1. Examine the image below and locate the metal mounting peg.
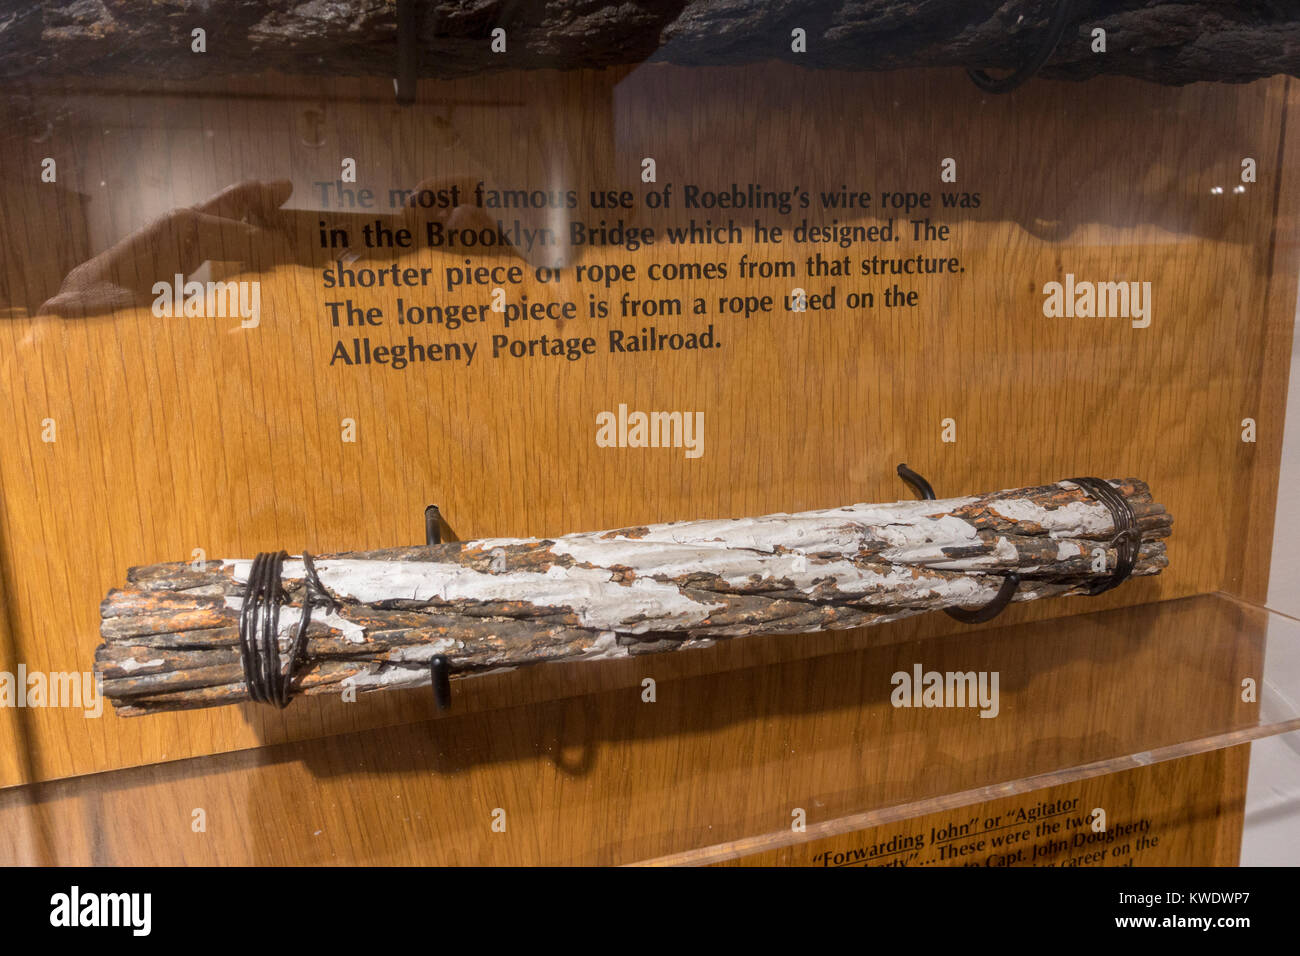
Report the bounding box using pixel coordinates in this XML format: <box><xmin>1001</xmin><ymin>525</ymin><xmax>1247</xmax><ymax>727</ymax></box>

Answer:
<box><xmin>896</xmin><ymin>463</ymin><xmax>1021</xmax><ymax>623</ymax></box>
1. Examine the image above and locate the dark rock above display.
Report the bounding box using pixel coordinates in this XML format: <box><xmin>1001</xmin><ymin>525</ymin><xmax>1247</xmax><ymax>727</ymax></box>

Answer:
<box><xmin>0</xmin><ymin>1</ymin><xmax>1296</xmax><ymax>86</ymax></box>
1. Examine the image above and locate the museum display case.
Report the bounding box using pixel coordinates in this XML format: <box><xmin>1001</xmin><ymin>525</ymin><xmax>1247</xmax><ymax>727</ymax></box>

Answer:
<box><xmin>0</xmin><ymin>1</ymin><xmax>1297</xmax><ymax>870</ymax></box>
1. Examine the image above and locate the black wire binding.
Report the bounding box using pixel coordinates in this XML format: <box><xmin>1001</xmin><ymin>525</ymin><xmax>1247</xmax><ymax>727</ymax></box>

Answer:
<box><xmin>238</xmin><ymin>551</ymin><xmax>335</xmax><ymax>708</ymax></box>
<box><xmin>897</xmin><ymin>463</ymin><xmax>1021</xmax><ymax>624</ymax></box>
<box><xmin>1066</xmin><ymin>476</ymin><xmax>1141</xmax><ymax>594</ymax></box>
<box><xmin>967</xmin><ymin>0</ymin><xmax>1074</xmax><ymax>94</ymax></box>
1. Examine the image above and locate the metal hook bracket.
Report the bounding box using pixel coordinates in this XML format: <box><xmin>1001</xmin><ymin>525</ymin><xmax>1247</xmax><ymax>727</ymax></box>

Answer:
<box><xmin>424</xmin><ymin>503</ymin><xmax>454</xmax><ymax>710</ymax></box>
<box><xmin>395</xmin><ymin>0</ymin><xmax>421</xmax><ymax>105</ymax></box>
<box><xmin>967</xmin><ymin>0</ymin><xmax>1075</xmax><ymax>94</ymax></box>
<box><xmin>430</xmin><ymin>654</ymin><xmax>452</xmax><ymax>711</ymax></box>
<box><xmin>896</xmin><ymin>463</ymin><xmax>1021</xmax><ymax>624</ymax></box>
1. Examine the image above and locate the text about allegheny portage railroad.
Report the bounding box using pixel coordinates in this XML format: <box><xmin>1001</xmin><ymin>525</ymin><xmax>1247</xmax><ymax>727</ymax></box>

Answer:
<box><xmin>314</xmin><ymin>180</ymin><xmax>980</xmax><ymax>371</ymax></box>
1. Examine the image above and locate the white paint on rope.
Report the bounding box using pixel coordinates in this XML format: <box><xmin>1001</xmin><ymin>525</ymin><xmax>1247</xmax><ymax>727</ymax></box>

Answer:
<box><xmin>221</xmin><ymin>595</ymin><xmax>369</xmax><ymax>645</ymax></box>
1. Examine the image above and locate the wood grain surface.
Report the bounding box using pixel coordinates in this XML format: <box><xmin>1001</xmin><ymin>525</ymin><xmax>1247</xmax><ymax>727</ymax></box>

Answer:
<box><xmin>0</xmin><ymin>65</ymin><xmax>1294</xmax><ymax>865</ymax></box>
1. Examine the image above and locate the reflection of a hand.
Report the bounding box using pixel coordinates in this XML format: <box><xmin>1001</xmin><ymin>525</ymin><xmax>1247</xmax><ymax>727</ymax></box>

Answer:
<box><xmin>41</xmin><ymin>179</ymin><xmax>293</xmax><ymax>316</ymax></box>
<box><xmin>396</xmin><ymin>175</ymin><xmax>504</xmax><ymax>247</ymax></box>
<box><xmin>42</xmin><ymin>174</ymin><xmax>527</xmax><ymax>318</ymax></box>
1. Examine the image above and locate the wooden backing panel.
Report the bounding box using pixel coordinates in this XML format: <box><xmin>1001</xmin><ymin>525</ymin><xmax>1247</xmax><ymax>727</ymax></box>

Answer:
<box><xmin>0</xmin><ymin>68</ymin><xmax>1291</xmax><ymax>787</ymax></box>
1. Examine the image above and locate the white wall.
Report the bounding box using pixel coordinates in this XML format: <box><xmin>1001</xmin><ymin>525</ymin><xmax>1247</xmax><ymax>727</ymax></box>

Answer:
<box><xmin>1241</xmin><ymin>273</ymin><xmax>1300</xmax><ymax>866</ymax></box>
